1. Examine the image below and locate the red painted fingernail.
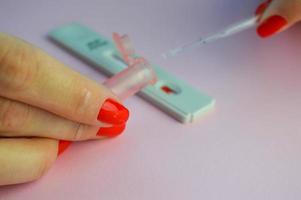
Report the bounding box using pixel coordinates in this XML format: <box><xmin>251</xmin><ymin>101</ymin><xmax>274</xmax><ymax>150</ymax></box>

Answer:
<box><xmin>57</xmin><ymin>140</ymin><xmax>72</xmax><ymax>156</ymax></box>
<box><xmin>257</xmin><ymin>15</ymin><xmax>287</xmax><ymax>38</ymax></box>
<box><xmin>98</xmin><ymin>99</ymin><xmax>129</xmax><ymax>125</ymax></box>
<box><xmin>255</xmin><ymin>0</ymin><xmax>273</xmax><ymax>16</ymax></box>
<box><xmin>255</xmin><ymin>2</ymin><xmax>269</xmax><ymax>15</ymax></box>
<box><xmin>97</xmin><ymin>124</ymin><xmax>126</xmax><ymax>137</ymax></box>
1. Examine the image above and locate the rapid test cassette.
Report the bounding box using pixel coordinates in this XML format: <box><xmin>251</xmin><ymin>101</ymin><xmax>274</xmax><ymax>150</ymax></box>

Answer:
<box><xmin>48</xmin><ymin>23</ymin><xmax>215</xmax><ymax>123</ymax></box>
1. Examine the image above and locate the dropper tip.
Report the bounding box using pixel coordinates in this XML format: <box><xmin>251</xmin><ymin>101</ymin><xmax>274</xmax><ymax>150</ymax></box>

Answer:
<box><xmin>161</xmin><ymin>48</ymin><xmax>182</xmax><ymax>59</ymax></box>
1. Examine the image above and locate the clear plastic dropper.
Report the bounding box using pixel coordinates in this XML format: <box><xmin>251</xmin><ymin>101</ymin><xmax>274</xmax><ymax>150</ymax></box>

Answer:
<box><xmin>57</xmin><ymin>33</ymin><xmax>156</xmax><ymax>154</ymax></box>
<box><xmin>104</xmin><ymin>33</ymin><xmax>157</xmax><ymax>100</ymax></box>
<box><xmin>162</xmin><ymin>15</ymin><xmax>259</xmax><ymax>58</ymax></box>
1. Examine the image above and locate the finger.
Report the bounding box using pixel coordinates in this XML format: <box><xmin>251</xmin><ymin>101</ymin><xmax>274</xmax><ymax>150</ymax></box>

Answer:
<box><xmin>0</xmin><ymin>96</ymin><xmax>126</xmax><ymax>140</ymax></box>
<box><xmin>0</xmin><ymin>33</ymin><xmax>129</xmax><ymax>126</ymax></box>
<box><xmin>256</xmin><ymin>0</ymin><xmax>301</xmax><ymax>38</ymax></box>
<box><xmin>0</xmin><ymin>138</ymin><xmax>58</xmax><ymax>186</ymax></box>
<box><xmin>255</xmin><ymin>0</ymin><xmax>272</xmax><ymax>16</ymax></box>
<box><xmin>56</xmin><ymin>122</ymin><xmax>126</xmax><ymax>154</ymax></box>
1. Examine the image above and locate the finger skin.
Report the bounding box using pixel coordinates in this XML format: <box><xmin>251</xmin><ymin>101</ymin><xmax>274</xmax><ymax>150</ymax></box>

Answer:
<box><xmin>0</xmin><ymin>138</ymin><xmax>58</xmax><ymax>186</ymax></box>
<box><xmin>0</xmin><ymin>96</ymin><xmax>126</xmax><ymax>140</ymax></box>
<box><xmin>0</xmin><ymin>96</ymin><xmax>101</xmax><ymax>140</ymax></box>
<box><xmin>257</xmin><ymin>0</ymin><xmax>301</xmax><ymax>37</ymax></box>
<box><xmin>0</xmin><ymin>33</ymin><xmax>129</xmax><ymax>126</ymax></box>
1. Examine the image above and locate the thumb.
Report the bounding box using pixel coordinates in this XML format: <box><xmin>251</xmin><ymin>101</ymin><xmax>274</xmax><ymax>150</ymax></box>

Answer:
<box><xmin>256</xmin><ymin>0</ymin><xmax>301</xmax><ymax>38</ymax></box>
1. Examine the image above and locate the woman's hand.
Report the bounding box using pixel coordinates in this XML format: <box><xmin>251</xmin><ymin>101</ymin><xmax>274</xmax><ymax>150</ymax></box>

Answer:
<box><xmin>0</xmin><ymin>33</ymin><xmax>129</xmax><ymax>186</ymax></box>
<box><xmin>256</xmin><ymin>0</ymin><xmax>301</xmax><ymax>38</ymax></box>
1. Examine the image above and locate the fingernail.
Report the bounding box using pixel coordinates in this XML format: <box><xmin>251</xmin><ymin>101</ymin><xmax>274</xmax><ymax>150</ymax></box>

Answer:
<box><xmin>257</xmin><ymin>15</ymin><xmax>287</xmax><ymax>38</ymax></box>
<box><xmin>98</xmin><ymin>99</ymin><xmax>129</xmax><ymax>125</ymax></box>
<box><xmin>97</xmin><ymin>124</ymin><xmax>126</xmax><ymax>137</ymax></box>
<box><xmin>255</xmin><ymin>0</ymin><xmax>273</xmax><ymax>16</ymax></box>
<box><xmin>255</xmin><ymin>2</ymin><xmax>269</xmax><ymax>15</ymax></box>
<box><xmin>57</xmin><ymin>140</ymin><xmax>72</xmax><ymax>156</ymax></box>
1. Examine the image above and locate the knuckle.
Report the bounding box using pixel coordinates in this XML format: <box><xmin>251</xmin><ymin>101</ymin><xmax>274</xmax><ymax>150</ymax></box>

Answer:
<box><xmin>0</xmin><ymin>40</ymin><xmax>38</xmax><ymax>92</ymax></box>
<box><xmin>71</xmin><ymin>87</ymin><xmax>92</xmax><ymax>117</ymax></box>
<box><xmin>0</xmin><ymin>98</ymin><xmax>30</xmax><ymax>130</ymax></box>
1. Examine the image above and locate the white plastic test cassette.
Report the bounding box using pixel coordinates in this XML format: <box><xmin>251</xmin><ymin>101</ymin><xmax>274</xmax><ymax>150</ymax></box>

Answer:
<box><xmin>49</xmin><ymin>23</ymin><xmax>215</xmax><ymax>123</ymax></box>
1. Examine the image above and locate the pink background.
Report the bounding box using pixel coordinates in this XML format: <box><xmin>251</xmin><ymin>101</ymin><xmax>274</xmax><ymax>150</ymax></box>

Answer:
<box><xmin>1</xmin><ymin>0</ymin><xmax>301</xmax><ymax>199</ymax></box>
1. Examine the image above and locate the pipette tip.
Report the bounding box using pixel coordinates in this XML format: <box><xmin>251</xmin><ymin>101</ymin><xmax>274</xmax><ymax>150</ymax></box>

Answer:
<box><xmin>161</xmin><ymin>15</ymin><xmax>259</xmax><ymax>59</ymax></box>
<box><xmin>161</xmin><ymin>47</ymin><xmax>182</xmax><ymax>59</ymax></box>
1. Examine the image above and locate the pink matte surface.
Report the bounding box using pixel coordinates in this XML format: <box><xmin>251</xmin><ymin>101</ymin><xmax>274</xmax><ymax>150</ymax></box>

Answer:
<box><xmin>1</xmin><ymin>0</ymin><xmax>301</xmax><ymax>199</ymax></box>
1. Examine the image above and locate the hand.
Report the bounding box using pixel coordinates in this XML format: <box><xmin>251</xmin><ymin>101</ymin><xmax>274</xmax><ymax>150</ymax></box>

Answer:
<box><xmin>256</xmin><ymin>0</ymin><xmax>301</xmax><ymax>38</ymax></box>
<box><xmin>0</xmin><ymin>33</ymin><xmax>129</xmax><ymax>186</ymax></box>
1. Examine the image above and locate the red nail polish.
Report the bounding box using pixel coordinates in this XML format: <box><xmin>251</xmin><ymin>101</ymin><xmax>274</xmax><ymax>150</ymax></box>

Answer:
<box><xmin>257</xmin><ymin>15</ymin><xmax>287</xmax><ymax>38</ymax></box>
<box><xmin>57</xmin><ymin>140</ymin><xmax>72</xmax><ymax>156</ymax></box>
<box><xmin>255</xmin><ymin>2</ymin><xmax>269</xmax><ymax>15</ymax></box>
<box><xmin>97</xmin><ymin>124</ymin><xmax>126</xmax><ymax>137</ymax></box>
<box><xmin>98</xmin><ymin>99</ymin><xmax>129</xmax><ymax>125</ymax></box>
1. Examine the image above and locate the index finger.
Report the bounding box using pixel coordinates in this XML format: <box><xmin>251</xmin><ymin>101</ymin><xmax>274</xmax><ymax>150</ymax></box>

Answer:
<box><xmin>0</xmin><ymin>33</ymin><xmax>129</xmax><ymax>125</ymax></box>
<box><xmin>256</xmin><ymin>0</ymin><xmax>301</xmax><ymax>38</ymax></box>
